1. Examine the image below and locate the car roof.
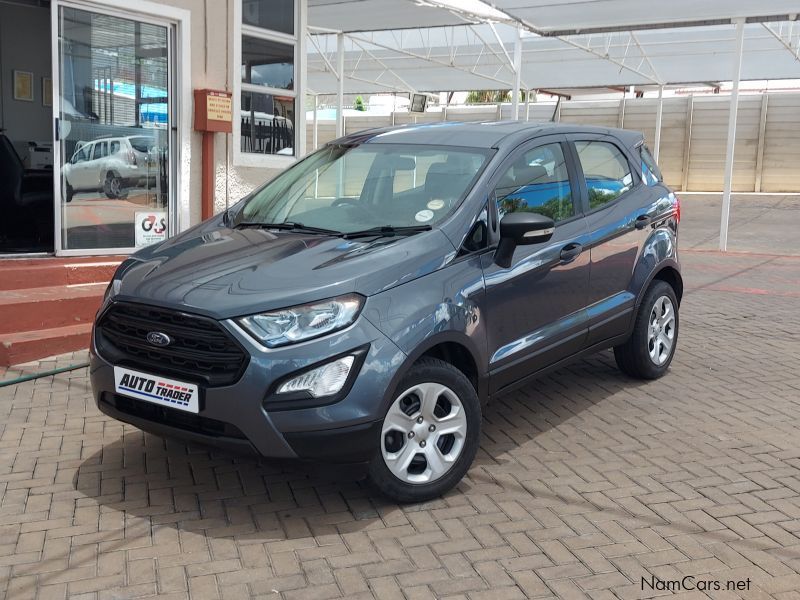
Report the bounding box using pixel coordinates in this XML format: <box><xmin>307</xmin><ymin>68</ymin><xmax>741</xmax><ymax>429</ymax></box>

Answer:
<box><xmin>332</xmin><ymin>120</ymin><xmax>643</xmax><ymax>150</ymax></box>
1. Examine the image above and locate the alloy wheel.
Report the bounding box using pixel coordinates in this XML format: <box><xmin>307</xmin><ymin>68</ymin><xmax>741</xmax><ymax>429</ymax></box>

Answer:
<box><xmin>648</xmin><ymin>295</ymin><xmax>676</xmax><ymax>365</ymax></box>
<box><xmin>381</xmin><ymin>382</ymin><xmax>467</xmax><ymax>484</ymax></box>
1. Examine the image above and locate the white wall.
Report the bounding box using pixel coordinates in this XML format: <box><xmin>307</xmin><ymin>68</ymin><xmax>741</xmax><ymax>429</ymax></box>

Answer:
<box><xmin>309</xmin><ymin>94</ymin><xmax>800</xmax><ymax>193</ymax></box>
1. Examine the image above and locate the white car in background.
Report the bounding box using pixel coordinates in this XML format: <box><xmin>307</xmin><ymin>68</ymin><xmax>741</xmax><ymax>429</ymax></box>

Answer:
<box><xmin>63</xmin><ymin>135</ymin><xmax>157</xmax><ymax>201</ymax></box>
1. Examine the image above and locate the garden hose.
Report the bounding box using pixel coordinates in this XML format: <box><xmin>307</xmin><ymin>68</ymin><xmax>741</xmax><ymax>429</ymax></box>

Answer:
<box><xmin>0</xmin><ymin>362</ymin><xmax>90</xmax><ymax>388</ymax></box>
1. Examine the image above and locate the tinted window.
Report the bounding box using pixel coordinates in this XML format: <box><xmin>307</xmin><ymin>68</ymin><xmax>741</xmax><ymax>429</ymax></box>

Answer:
<box><xmin>241</xmin><ymin>36</ymin><xmax>294</xmax><ymax>90</ymax></box>
<box><xmin>641</xmin><ymin>145</ymin><xmax>663</xmax><ymax>186</ymax></box>
<box><xmin>72</xmin><ymin>145</ymin><xmax>89</xmax><ymax>163</ymax></box>
<box><xmin>129</xmin><ymin>137</ymin><xmax>155</xmax><ymax>153</ymax></box>
<box><xmin>242</xmin><ymin>0</ymin><xmax>293</xmax><ymax>35</ymax></box>
<box><xmin>92</xmin><ymin>142</ymin><xmax>107</xmax><ymax>160</ymax></box>
<box><xmin>575</xmin><ymin>141</ymin><xmax>633</xmax><ymax>209</ymax></box>
<box><xmin>495</xmin><ymin>143</ymin><xmax>574</xmax><ymax>222</ymax></box>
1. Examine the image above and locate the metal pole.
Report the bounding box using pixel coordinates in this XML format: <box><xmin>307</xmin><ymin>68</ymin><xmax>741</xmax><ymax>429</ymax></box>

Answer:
<box><xmin>720</xmin><ymin>19</ymin><xmax>745</xmax><ymax>252</ymax></box>
<box><xmin>312</xmin><ymin>95</ymin><xmax>318</xmax><ymax>150</ymax></box>
<box><xmin>336</xmin><ymin>32</ymin><xmax>344</xmax><ymax>138</ymax></box>
<box><xmin>512</xmin><ymin>26</ymin><xmax>522</xmax><ymax>119</ymax></box>
<box><xmin>654</xmin><ymin>85</ymin><xmax>664</xmax><ymax>162</ymax></box>
<box><xmin>525</xmin><ymin>89</ymin><xmax>531</xmax><ymax>121</ymax></box>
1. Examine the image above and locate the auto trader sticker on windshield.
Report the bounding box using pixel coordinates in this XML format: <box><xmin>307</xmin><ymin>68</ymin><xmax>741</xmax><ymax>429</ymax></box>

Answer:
<box><xmin>427</xmin><ymin>199</ymin><xmax>445</xmax><ymax>210</ymax></box>
<box><xmin>415</xmin><ymin>209</ymin><xmax>434</xmax><ymax>222</ymax></box>
<box><xmin>114</xmin><ymin>366</ymin><xmax>199</xmax><ymax>413</ymax></box>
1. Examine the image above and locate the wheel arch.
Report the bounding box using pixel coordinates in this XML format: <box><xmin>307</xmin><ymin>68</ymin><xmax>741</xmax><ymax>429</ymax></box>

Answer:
<box><xmin>379</xmin><ymin>332</ymin><xmax>488</xmax><ymax>415</ymax></box>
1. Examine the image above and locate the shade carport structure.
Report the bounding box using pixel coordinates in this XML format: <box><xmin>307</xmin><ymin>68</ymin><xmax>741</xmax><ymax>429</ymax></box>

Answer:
<box><xmin>305</xmin><ymin>0</ymin><xmax>800</xmax><ymax>250</ymax></box>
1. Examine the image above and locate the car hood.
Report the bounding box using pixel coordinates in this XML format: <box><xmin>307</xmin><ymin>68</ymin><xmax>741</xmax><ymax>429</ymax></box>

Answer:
<box><xmin>113</xmin><ymin>220</ymin><xmax>456</xmax><ymax>319</ymax></box>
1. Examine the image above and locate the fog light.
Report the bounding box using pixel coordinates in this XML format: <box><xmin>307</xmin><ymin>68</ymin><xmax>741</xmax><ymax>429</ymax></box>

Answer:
<box><xmin>277</xmin><ymin>356</ymin><xmax>355</xmax><ymax>398</ymax></box>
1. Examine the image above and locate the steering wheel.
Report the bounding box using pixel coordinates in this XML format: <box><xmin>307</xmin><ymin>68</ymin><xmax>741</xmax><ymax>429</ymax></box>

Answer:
<box><xmin>331</xmin><ymin>197</ymin><xmax>382</xmax><ymax>222</ymax></box>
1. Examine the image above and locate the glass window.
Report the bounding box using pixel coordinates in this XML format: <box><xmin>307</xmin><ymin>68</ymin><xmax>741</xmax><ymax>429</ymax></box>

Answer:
<box><xmin>575</xmin><ymin>141</ymin><xmax>633</xmax><ymax>209</ymax></box>
<box><xmin>128</xmin><ymin>136</ymin><xmax>156</xmax><ymax>153</ymax></box>
<box><xmin>237</xmin><ymin>144</ymin><xmax>489</xmax><ymax>234</ymax></box>
<box><xmin>241</xmin><ymin>36</ymin><xmax>294</xmax><ymax>90</ymax></box>
<box><xmin>240</xmin><ymin>91</ymin><xmax>295</xmax><ymax>155</ymax></box>
<box><xmin>58</xmin><ymin>6</ymin><xmax>170</xmax><ymax>251</ymax></box>
<box><xmin>641</xmin><ymin>145</ymin><xmax>662</xmax><ymax>186</ymax></box>
<box><xmin>71</xmin><ymin>145</ymin><xmax>89</xmax><ymax>163</ymax></box>
<box><xmin>92</xmin><ymin>142</ymin><xmax>107</xmax><ymax>160</ymax></box>
<box><xmin>239</xmin><ymin>1</ymin><xmax>296</xmax><ymax>157</ymax></box>
<box><xmin>495</xmin><ymin>143</ymin><xmax>574</xmax><ymax>223</ymax></box>
<box><xmin>242</xmin><ymin>0</ymin><xmax>293</xmax><ymax>35</ymax></box>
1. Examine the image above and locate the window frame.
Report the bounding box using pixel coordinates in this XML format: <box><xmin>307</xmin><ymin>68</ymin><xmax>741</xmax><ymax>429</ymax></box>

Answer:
<box><xmin>566</xmin><ymin>134</ymin><xmax>641</xmax><ymax>216</ymax></box>
<box><xmin>487</xmin><ymin>135</ymin><xmax>583</xmax><ymax>245</ymax></box>
<box><xmin>232</xmin><ymin>0</ymin><xmax>306</xmax><ymax>168</ymax></box>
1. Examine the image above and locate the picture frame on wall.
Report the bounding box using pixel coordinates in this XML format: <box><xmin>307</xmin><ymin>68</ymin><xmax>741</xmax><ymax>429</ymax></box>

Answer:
<box><xmin>42</xmin><ymin>77</ymin><xmax>52</xmax><ymax>107</ymax></box>
<box><xmin>13</xmin><ymin>70</ymin><xmax>34</xmax><ymax>102</ymax></box>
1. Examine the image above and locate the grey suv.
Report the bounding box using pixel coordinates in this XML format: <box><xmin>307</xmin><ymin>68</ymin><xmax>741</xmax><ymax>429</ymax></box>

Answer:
<box><xmin>90</xmin><ymin>122</ymin><xmax>681</xmax><ymax>503</ymax></box>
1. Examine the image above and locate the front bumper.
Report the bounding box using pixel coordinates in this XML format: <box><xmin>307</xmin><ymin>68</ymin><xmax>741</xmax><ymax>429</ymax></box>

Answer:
<box><xmin>90</xmin><ymin>307</ymin><xmax>406</xmax><ymax>463</ymax></box>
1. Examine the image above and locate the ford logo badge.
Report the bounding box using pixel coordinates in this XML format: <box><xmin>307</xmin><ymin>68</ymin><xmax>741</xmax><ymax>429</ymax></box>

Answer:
<box><xmin>146</xmin><ymin>331</ymin><xmax>172</xmax><ymax>347</ymax></box>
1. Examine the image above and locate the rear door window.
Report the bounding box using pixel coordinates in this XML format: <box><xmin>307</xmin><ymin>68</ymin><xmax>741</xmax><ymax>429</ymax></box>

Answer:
<box><xmin>574</xmin><ymin>140</ymin><xmax>633</xmax><ymax>210</ymax></box>
<box><xmin>92</xmin><ymin>142</ymin><xmax>107</xmax><ymax>160</ymax></box>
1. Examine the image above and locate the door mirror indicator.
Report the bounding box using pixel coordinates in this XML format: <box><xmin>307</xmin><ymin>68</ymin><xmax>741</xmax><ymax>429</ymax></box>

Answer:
<box><xmin>494</xmin><ymin>212</ymin><xmax>555</xmax><ymax>268</ymax></box>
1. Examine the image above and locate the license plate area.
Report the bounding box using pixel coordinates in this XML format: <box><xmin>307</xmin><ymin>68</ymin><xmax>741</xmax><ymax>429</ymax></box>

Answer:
<box><xmin>113</xmin><ymin>366</ymin><xmax>200</xmax><ymax>414</ymax></box>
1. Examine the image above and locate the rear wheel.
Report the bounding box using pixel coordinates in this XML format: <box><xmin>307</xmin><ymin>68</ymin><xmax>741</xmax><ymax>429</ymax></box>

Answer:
<box><xmin>369</xmin><ymin>358</ymin><xmax>480</xmax><ymax>503</ymax></box>
<box><xmin>104</xmin><ymin>172</ymin><xmax>127</xmax><ymax>199</ymax></box>
<box><xmin>614</xmin><ymin>280</ymin><xmax>679</xmax><ymax>379</ymax></box>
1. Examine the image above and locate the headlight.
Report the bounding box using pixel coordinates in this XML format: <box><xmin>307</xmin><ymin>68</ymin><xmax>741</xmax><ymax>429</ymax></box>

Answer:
<box><xmin>277</xmin><ymin>355</ymin><xmax>355</xmax><ymax>397</ymax></box>
<box><xmin>104</xmin><ymin>258</ymin><xmax>138</xmax><ymax>302</ymax></box>
<box><xmin>237</xmin><ymin>294</ymin><xmax>364</xmax><ymax>348</ymax></box>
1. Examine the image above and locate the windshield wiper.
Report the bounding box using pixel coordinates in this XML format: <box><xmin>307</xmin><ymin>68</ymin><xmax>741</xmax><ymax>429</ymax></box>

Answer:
<box><xmin>234</xmin><ymin>221</ymin><xmax>342</xmax><ymax>236</ymax></box>
<box><xmin>343</xmin><ymin>225</ymin><xmax>432</xmax><ymax>240</ymax></box>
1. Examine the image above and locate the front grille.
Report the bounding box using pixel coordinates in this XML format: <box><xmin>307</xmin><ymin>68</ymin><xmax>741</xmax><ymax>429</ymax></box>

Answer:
<box><xmin>101</xmin><ymin>393</ymin><xmax>247</xmax><ymax>439</ymax></box>
<box><xmin>96</xmin><ymin>302</ymin><xmax>249</xmax><ymax>386</ymax></box>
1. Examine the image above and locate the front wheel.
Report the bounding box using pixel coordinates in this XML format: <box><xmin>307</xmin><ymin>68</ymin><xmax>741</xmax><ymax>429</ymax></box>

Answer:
<box><xmin>369</xmin><ymin>358</ymin><xmax>481</xmax><ymax>503</ymax></box>
<box><xmin>614</xmin><ymin>280</ymin><xmax>679</xmax><ymax>379</ymax></box>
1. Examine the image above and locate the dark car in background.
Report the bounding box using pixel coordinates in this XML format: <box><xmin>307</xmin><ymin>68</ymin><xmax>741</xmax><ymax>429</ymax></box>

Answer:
<box><xmin>90</xmin><ymin>121</ymin><xmax>682</xmax><ymax>502</ymax></box>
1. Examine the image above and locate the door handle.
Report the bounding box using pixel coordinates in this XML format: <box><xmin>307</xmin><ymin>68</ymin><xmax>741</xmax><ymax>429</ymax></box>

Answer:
<box><xmin>635</xmin><ymin>214</ymin><xmax>652</xmax><ymax>230</ymax></box>
<box><xmin>559</xmin><ymin>243</ymin><xmax>583</xmax><ymax>264</ymax></box>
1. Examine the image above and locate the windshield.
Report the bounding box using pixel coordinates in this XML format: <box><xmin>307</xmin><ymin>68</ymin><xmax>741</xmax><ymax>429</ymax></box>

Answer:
<box><xmin>236</xmin><ymin>143</ymin><xmax>491</xmax><ymax>234</ymax></box>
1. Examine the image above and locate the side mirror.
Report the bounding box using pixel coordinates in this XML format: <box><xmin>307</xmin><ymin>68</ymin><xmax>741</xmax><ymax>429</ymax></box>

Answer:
<box><xmin>494</xmin><ymin>212</ymin><xmax>555</xmax><ymax>268</ymax></box>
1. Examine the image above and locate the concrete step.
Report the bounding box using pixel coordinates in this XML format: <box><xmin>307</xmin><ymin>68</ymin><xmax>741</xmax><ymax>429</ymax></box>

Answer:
<box><xmin>0</xmin><ymin>283</ymin><xmax>106</xmax><ymax>335</ymax></box>
<box><xmin>0</xmin><ymin>323</ymin><xmax>92</xmax><ymax>367</ymax></box>
<box><xmin>0</xmin><ymin>256</ymin><xmax>122</xmax><ymax>291</ymax></box>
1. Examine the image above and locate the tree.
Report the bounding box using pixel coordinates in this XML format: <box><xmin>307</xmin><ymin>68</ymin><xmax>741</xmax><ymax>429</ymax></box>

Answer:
<box><xmin>353</xmin><ymin>96</ymin><xmax>366</xmax><ymax>111</ymax></box>
<box><xmin>465</xmin><ymin>90</ymin><xmax>530</xmax><ymax>104</ymax></box>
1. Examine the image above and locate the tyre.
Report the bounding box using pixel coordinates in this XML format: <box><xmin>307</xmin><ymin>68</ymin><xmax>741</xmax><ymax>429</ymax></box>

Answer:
<box><xmin>104</xmin><ymin>172</ymin><xmax>127</xmax><ymax>199</ymax></box>
<box><xmin>614</xmin><ymin>280</ymin><xmax>679</xmax><ymax>379</ymax></box>
<box><xmin>369</xmin><ymin>357</ymin><xmax>481</xmax><ymax>503</ymax></box>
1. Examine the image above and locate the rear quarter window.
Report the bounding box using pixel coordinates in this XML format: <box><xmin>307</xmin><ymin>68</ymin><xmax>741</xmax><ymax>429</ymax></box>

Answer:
<box><xmin>641</xmin><ymin>145</ymin><xmax>663</xmax><ymax>186</ymax></box>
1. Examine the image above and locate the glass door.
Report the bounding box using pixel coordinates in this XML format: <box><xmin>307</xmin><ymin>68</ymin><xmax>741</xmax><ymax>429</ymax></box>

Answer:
<box><xmin>54</xmin><ymin>4</ymin><xmax>173</xmax><ymax>254</ymax></box>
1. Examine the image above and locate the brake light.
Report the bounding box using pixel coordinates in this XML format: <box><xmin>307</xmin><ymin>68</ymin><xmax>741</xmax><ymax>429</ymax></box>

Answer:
<box><xmin>127</xmin><ymin>149</ymin><xmax>136</xmax><ymax>165</ymax></box>
<box><xmin>672</xmin><ymin>194</ymin><xmax>681</xmax><ymax>224</ymax></box>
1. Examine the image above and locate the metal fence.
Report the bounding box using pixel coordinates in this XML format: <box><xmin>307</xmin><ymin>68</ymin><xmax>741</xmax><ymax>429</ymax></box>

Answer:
<box><xmin>307</xmin><ymin>93</ymin><xmax>800</xmax><ymax>193</ymax></box>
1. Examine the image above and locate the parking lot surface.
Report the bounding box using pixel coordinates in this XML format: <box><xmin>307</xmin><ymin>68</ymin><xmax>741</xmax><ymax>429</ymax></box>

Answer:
<box><xmin>1</xmin><ymin>197</ymin><xmax>800</xmax><ymax>599</ymax></box>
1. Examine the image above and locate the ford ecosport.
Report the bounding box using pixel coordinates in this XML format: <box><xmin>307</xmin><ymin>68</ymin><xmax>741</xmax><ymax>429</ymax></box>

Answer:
<box><xmin>90</xmin><ymin>122</ymin><xmax>682</xmax><ymax>502</ymax></box>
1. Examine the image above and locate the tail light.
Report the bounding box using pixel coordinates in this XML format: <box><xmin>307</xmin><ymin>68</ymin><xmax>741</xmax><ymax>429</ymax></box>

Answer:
<box><xmin>127</xmin><ymin>149</ymin><xmax>136</xmax><ymax>165</ymax></box>
<box><xmin>673</xmin><ymin>194</ymin><xmax>681</xmax><ymax>224</ymax></box>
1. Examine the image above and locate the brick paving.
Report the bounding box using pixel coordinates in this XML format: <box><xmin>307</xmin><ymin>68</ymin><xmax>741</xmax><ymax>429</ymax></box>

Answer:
<box><xmin>2</xmin><ymin>213</ymin><xmax>800</xmax><ymax>598</ymax></box>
